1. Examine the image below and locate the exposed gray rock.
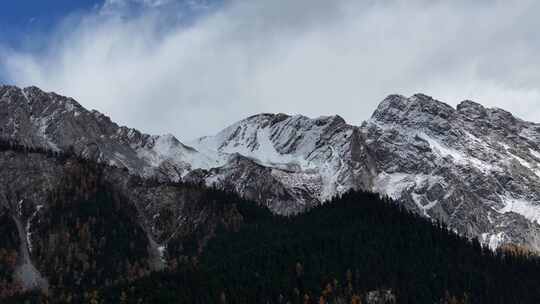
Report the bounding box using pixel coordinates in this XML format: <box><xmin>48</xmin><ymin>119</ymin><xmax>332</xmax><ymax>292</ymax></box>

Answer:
<box><xmin>0</xmin><ymin>85</ymin><xmax>218</xmax><ymax>182</ymax></box>
<box><xmin>188</xmin><ymin>113</ymin><xmax>376</xmax><ymax>214</ymax></box>
<box><xmin>366</xmin><ymin>93</ymin><xmax>540</xmax><ymax>251</ymax></box>
<box><xmin>0</xmin><ymin>151</ymin><xmax>244</xmax><ymax>293</ymax></box>
<box><xmin>1</xmin><ymin>85</ymin><xmax>540</xmax><ymax>252</ymax></box>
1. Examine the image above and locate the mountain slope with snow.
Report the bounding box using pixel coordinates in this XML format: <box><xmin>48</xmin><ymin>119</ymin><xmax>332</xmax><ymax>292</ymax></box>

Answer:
<box><xmin>2</xmin><ymin>85</ymin><xmax>540</xmax><ymax>250</ymax></box>
<box><xmin>188</xmin><ymin>113</ymin><xmax>375</xmax><ymax>214</ymax></box>
<box><xmin>366</xmin><ymin>94</ymin><xmax>540</xmax><ymax>250</ymax></box>
<box><xmin>0</xmin><ymin>85</ymin><xmax>218</xmax><ymax>181</ymax></box>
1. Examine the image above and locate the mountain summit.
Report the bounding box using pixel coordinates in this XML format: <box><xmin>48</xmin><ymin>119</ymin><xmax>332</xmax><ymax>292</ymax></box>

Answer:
<box><xmin>366</xmin><ymin>93</ymin><xmax>540</xmax><ymax>250</ymax></box>
<box><xmin>0</xmin><ymin>85</ymin><xmax>218</xmax><ymax>181</ymax></box>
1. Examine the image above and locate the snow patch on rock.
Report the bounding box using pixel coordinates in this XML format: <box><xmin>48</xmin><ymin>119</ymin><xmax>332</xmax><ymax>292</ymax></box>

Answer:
<box><xmin>373</xmin><ymin>172</ymin><xmax>442</xmax><ymax>201</ymax></box>
<box><xmin>418</xmin><ymin>132</ymin><xmax>494</xmax><ymax>173</ymax></box>
<box><xmin>12</xmin><ymin>214</ymin><xmax>48</xmax><ymax>292</ymax></box>
<box><xmin>498</xmin><ymin>195</ymin><xmax>540</xmax><ymax>224</ymax></box>
<box><xmin>32</xmin><ymin>116</ymin><xmax>60</xmax><ymax>151</ymax></box>
<box><xmin>481</xmin><ymin>232</ymin><xmax>505</xmax><ymax>250</ymax></box>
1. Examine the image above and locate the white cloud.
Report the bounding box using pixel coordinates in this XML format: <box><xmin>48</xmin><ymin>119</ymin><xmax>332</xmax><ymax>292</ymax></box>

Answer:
<box><xmin>1</xmin><ymin>0</ymin><xmax>539</xmax><ymax>141</ymax></box>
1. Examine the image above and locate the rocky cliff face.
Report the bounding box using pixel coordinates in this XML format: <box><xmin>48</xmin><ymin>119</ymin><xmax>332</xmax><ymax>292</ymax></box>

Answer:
<box><xmin>0</xmin><ymin>85</ymin><xmax>218</xmax><ymax>182</ymax></box>
<box><xmin>189</xmin><ymin>96</ymin><xmax>540</xmax><ymax>253</ymax></box>
<box><xmin>0</xmin><ymin>149</ymin><xmax>245</xmax><ymax>295</ymax></box>
<box><xmin>366</xmin><ymin>94</ymin><xmax>540</xmax><ymax>250</ymax></box>
<box><xmin>1</xmin><ymin>85</ymin><xmax>540</xmax><ymax>252</ymax></box>
<box><xmin>188</xmin><ymin>113</ymin><xmax>376</xmax><ymax>214</ymax></box>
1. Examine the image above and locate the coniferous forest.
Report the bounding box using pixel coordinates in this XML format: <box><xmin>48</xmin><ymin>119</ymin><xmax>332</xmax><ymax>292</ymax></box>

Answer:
<box><xmin>93</xmin><ymin>192</ymin><xmax>540</xmax><ymax>304</ymax></box>
<box><xmin>9</xmin><ymin>190</ymin><xmax>540</xmax><ymax>303</ymax></box>
<box><xmin>2</xmin><ymin>140</ymin><xmax>540</xmax><ymax>303</ymax></box>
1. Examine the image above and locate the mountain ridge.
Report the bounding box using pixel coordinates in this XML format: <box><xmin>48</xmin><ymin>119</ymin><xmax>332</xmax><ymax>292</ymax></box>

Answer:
<box><xmin>1</xmin><ymin>85</ymin><xmax>540</xmax><ymax>251</ymax></box>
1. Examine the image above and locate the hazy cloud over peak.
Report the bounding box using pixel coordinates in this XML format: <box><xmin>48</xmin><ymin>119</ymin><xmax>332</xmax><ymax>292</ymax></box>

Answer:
<box><xmin>1</xmin><ymin>0</ymin><xmax>539</xmax><ymax>140</ymax></box>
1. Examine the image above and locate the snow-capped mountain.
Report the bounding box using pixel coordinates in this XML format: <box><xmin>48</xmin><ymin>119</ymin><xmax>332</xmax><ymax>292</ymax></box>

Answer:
<box><xmin>2</xmin><ymin>85</ymin><xmax>540</xmax><ymax>251</ymax></box>
<box><xmin>0</xmin><ymin>85</ymin><xmax>218</xmax><ymax>181</ymax></box>
<box><xmin>184</xmin><ymin>95</ymin><xmax>540</xmax><ymax>251</ymax></box>
<box><xmin>366</xmin><ymin>94</ymin><xmax>540</xmax><ymax>250</ymax></box>
<box><xmin>186</xmin><ymin>113</ymin><xmax>375</xmax><ymax>214</ymax></box>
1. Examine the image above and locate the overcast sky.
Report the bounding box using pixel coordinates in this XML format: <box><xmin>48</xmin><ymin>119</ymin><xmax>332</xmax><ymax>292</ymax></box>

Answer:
<box><xmin>1</xmin><ymin>0</ymin><xmax>539</xmax><ymax>141</ymax></box>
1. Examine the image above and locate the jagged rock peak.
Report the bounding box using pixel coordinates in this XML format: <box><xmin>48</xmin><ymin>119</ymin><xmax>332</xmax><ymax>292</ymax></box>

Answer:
<box><xmin>316</xmin><ymin>114</ymin><xmax>347</xmax><ymax>125</ymax></box>
<box><xmin>0</xmin><ymin>85</ymin><xmax>29</xmax><ymax>104</ymax></box>
<box><xmin>371</xmin><ymin>94</ymin><xmax>408</xmax><ymax>117</ymax></box>
<box><xmin>0</xmin><ymin>84</ymin><xmax>24</xmax><ymax>93</ymax></box>
<box><xmin>457</xmin><ymin>100</ymin><xmax>486</xmax><ymax>114</ymax></box>
<box><xmin>458</xmin><ymin>99</ymin><xmax>521</xmax><ymax>123</ymax></box>
<box><xmin>201</xmin><ymin>112</ymin><xmax>352</xmax><ymax>149</ymax></box>
<box><xmin>0</xmin><ymin>85</ymin><xmax>218</xmax><ymax>181</ymax></box>
<box><xmin>196</xmin><ymin>112</ymin><xmax>352</xmax><ymax>155</ymax></box>
<box><xmin>239</xmin><ymin>112</ymin><xmax>347</xmax><ymax>128</ymax></box>
<box><xmin>0</xmin><ymin>85</ymin><xmax>85</xmax><ymax>114</ymax></box>
<box><xmin>371</xmin><ymin>93</ymin><xmax>456</xmax><ymax>127</ymax></box>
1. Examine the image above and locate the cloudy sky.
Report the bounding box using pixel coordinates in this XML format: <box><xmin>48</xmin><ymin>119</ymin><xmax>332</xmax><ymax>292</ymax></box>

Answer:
<box><xmin>1</xmin><ymin>0</ymin><xmax>539</xmax><ymax>140</ymax></box>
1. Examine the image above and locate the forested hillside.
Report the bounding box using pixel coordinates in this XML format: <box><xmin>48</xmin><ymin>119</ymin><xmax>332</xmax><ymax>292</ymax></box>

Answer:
<box><xmin>0</xmin><ymin>140</ymin><xmax>248</xmax><ymax>302</ymax></box>
<box><xmin>86</xmin><ymin>191</ymin><xmax>540</xmax><ymax>304</ymax></box>
<box><xmin>13</xmin><ymin>194</ymin><xmax>540</xmax><ymax>303</ymax></box>
<box><xmin>3</xmin><ymin>140</ymin><xmax>540</xmax><ymax>303</ymax></box>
